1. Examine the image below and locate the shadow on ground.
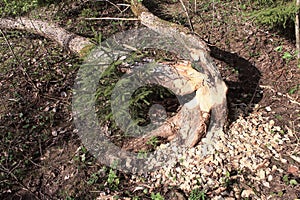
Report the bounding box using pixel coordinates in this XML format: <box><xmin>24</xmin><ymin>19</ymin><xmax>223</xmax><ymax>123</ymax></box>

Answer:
<box><xmin>209</xmin><ymin>46</ymin><xmax>262</xmax><ymax>125</ymax></box>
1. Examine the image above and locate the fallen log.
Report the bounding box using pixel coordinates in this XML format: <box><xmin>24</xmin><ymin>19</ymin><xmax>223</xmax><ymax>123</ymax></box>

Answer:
<box><xmin>0</xmin><ymin>1</ymin><xmax>228</xmax><ymax>172</ymax></box>
<box><xmin>0</xmin><ymin>17</ymin><xmax>94</xmax><ymax>57</ymax></box>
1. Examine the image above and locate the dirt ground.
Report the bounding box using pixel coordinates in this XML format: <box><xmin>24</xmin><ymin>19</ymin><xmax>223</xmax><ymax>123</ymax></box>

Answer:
<box><xmin>0</xmin><ymin>0</ymin><xmax>299</xmax><ymax>199</ymax></box>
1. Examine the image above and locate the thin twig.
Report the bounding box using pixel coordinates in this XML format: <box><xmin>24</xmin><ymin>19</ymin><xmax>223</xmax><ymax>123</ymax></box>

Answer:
<box><xmin>179</xmin><ymin>0</ymin><xmax>194</xmax><ymax>32</ymax></box>
<box><xmin>245</xmin><ymin>80</ymin><xmax>260</xmax><ymax>114</ymax></box>
<box><xmin>117</xmin><ymin>3</ymin><xmax>131</xmax><ymax>13</ymax></box>
<box><xmin>85</xmin><ymin>17</ymin><xmax>139</xmax><ymax>21</ymax></box>
<box><xmin>97</xmin><ymin>0</ymin><xmax>122</xmax><ymax>13</ymax></box>
<box><xmin>0</xmin><ymin>29</ymin><xmax>18</xmax><ymax>60</ymax></box>
<box><xmin>117</xmin><ymin>3</ymin><xmax>130</xmax><ymax>7</ymax></box>
<box><xmin>0</xmin><ymin>164</ymin><xmax>40</xmax><ymax>200</ymax></box>
<box><xmin>0</xmin><ymin>28</ymin><xmax>38</xmax><ymax>90</ymax></box>
<box><xmin>260</xmin><ymin>85</ymin><xmax>300</xmax><ymax>106</ymax></box>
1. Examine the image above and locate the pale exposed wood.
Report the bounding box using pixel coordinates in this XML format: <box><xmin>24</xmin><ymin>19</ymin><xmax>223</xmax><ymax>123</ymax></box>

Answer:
<box><xmin>123</xmin><ymin>105</ymin><xmax>210</xmax><ymax>152</ymax></box>
<box><xmin>0</xmin><ymin>1</ymin><xmax>227</xmax><ymax>154</ymax></box>
<box><xmin>125</xmin><ymin>0</ymin><xmax>228</xmax><ymax>152</ymax></box>
<box><xmin>120</xmin><ymin>60</ymin><xmax>213</xmax><ymax>151</ymax></box>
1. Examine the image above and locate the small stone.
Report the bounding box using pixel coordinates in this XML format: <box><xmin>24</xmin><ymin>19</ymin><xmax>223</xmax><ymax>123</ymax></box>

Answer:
<box><xmin>265</xmin><ymin>168</ymin><xmax>271</xmax><ymax>175</ymax></box>
<box><xmin>61</xmin><ymin>91</ymin><xmax>67</xmax><ymax>97</ymax></box>
<box><xmin>159</xmin><ymin>144</ymin><xmax>167</xmax><ymax>149</ymax></box>
<box><xmin>175</xmin><ymin>167</ymin><xmax>181</xmax><ymax>173</ymax></box>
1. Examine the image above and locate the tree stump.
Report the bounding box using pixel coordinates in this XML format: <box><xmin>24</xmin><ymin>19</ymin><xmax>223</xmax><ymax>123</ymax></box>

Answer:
<box><xmin>0</xmin><ymin>0</ymin><xmax>227</xmax><ymax>162</ymax></box>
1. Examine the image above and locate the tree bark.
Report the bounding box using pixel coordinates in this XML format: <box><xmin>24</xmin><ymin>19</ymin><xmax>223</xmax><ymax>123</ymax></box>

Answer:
<box><xmin>0</xmin><ymin>17</ymin><xmax>94</xmax><ymax>57</ymax></box>
<box><xmin>0</xmin><ymin>1</ymin><xmax>227</xmax><ymax>153</ymax></box>
<box><xmin>126</xmin><ymin>0</ymin><xmax>227</xmax><ymax>151</ymax></box>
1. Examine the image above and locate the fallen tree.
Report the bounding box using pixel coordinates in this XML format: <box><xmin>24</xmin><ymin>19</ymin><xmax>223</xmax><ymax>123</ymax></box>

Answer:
<box><xmin>0</xmin><ymin>0</ymin><xmax>227</xmax><ymax>155</ymax></box>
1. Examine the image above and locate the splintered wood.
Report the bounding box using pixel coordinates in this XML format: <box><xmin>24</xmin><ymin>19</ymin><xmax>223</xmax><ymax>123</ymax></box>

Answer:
<box><xmin>121</xmin><ymin>0</ymin><xmax>228</xmax><ymax>153</ymax></box>
<box><xmin>122</xmin><ymin>61</ymin><xmax>212</xmax><ymax>152</ymax></box>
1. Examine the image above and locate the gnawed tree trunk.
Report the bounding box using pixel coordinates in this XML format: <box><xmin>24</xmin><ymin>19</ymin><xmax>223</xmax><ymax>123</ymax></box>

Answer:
<box><xmin>124</xmin><ymin>0</ymin><xmax>227</xmax><ymax>151</ymax></box>
<box><xmin>121</xmin><ymin>61</ymin><xmax>212</xmax><ymax>152</ymax></box>
<box><xmin>0</xmin><ymin>0</ymin><xmax>227</xmax><ymax>157</ymax></box>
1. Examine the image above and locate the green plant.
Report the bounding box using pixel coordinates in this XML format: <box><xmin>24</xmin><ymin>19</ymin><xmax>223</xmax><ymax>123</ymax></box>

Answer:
<box><xmin>146</xmin><ymin>136</ymin><xmax>159</xmax><ymax>148</ymax></box>
<box><xmin>282</xmin><ymin>174</ymin><xmax>298</xmax><ymax>185</ymax></box>
<box><xmin>189</xmin><ymin>188</ymin><xmax>206</xmax><ymax>200</ymax></box>
<box><xmin>151</xmin><ymin>192</ymin><xmax>164</xmax><ymax>200</ymax></box>
<box><xmin>91</xmin><ymin>26</ymin><xmax>102</xmax><ymax>45</ymax></box>
<box><xmin>0</xmin><ymin>0</ymin><xmax>38</xmax><ymax>16</ymax></box>
<box><xmin>274</xmin><ymin>46</ymin><xmax>296</xmax><ymax>62</ymax></box>
<box><xmin>274</xmin><ymin>45</ymin><xmax>283</xmax><ymax>52</ymax></box>
<box><xmin>282</xmin><ymin>51</ymin><xmax>293</xmax><ymax>61</ymax></box>
<box><xmin>277</xmin><ymin>190</ymin><xmax>284</xmax><ymax>197</ymax></box>
<box><xmin>65</xmin><ymin>196</ymin><xmax>75</xmax><ymax>200</ymax></box>
<box><xmin>288</xmin><ymin>84</ymin><xmax>299</xmax><ymax>94</ymax></box>
<box><xmin>107</xmin><ymin>169</ymin><xmax>120</xmax><ymax>189</ymax></box>
<box><xmin>80</xmin><ymin>8</ymin><xmax>98</xmax><ymax>18</ymax></box>
<box><xmin>223</xmin><ymin>171</ymin><xmax>231</xmax><ymax>186</ymax></box>
<box><xmin>87</xmin><ymin>172</ymin><xmax>99</xmax><ymax>185</ymax></box>
<box><xmin>290</xmin><ymin>179</ymin><xmax>298</xmax><ymax>185</ymax></box>
<box><xmin>137</xmin><ymin>150</ymin><xmax>148</xmax><ymax>159</ymax></box>
<box><xmin>249</xmin><ymin>0</ymin><xmax>299</xmax><ymax>29</ymax></box>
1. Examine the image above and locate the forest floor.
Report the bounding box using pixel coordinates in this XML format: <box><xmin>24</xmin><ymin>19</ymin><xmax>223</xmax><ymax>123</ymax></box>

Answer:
<box><xmin>0</xmin><ymin>0</ymin><xmax>299</xmax><ymax>199</ymax></box>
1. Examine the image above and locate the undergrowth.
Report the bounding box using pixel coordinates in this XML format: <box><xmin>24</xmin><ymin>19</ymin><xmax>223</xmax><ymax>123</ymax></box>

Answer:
<box><xmin>247</xmin><ymin>0</ymin><xmax>300</xmax><ymax>38</ymax></box>
<box><xmin>0</xmin><ymin>0</ymin><xmax>61</xmax><ymax>17</ymax></box>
